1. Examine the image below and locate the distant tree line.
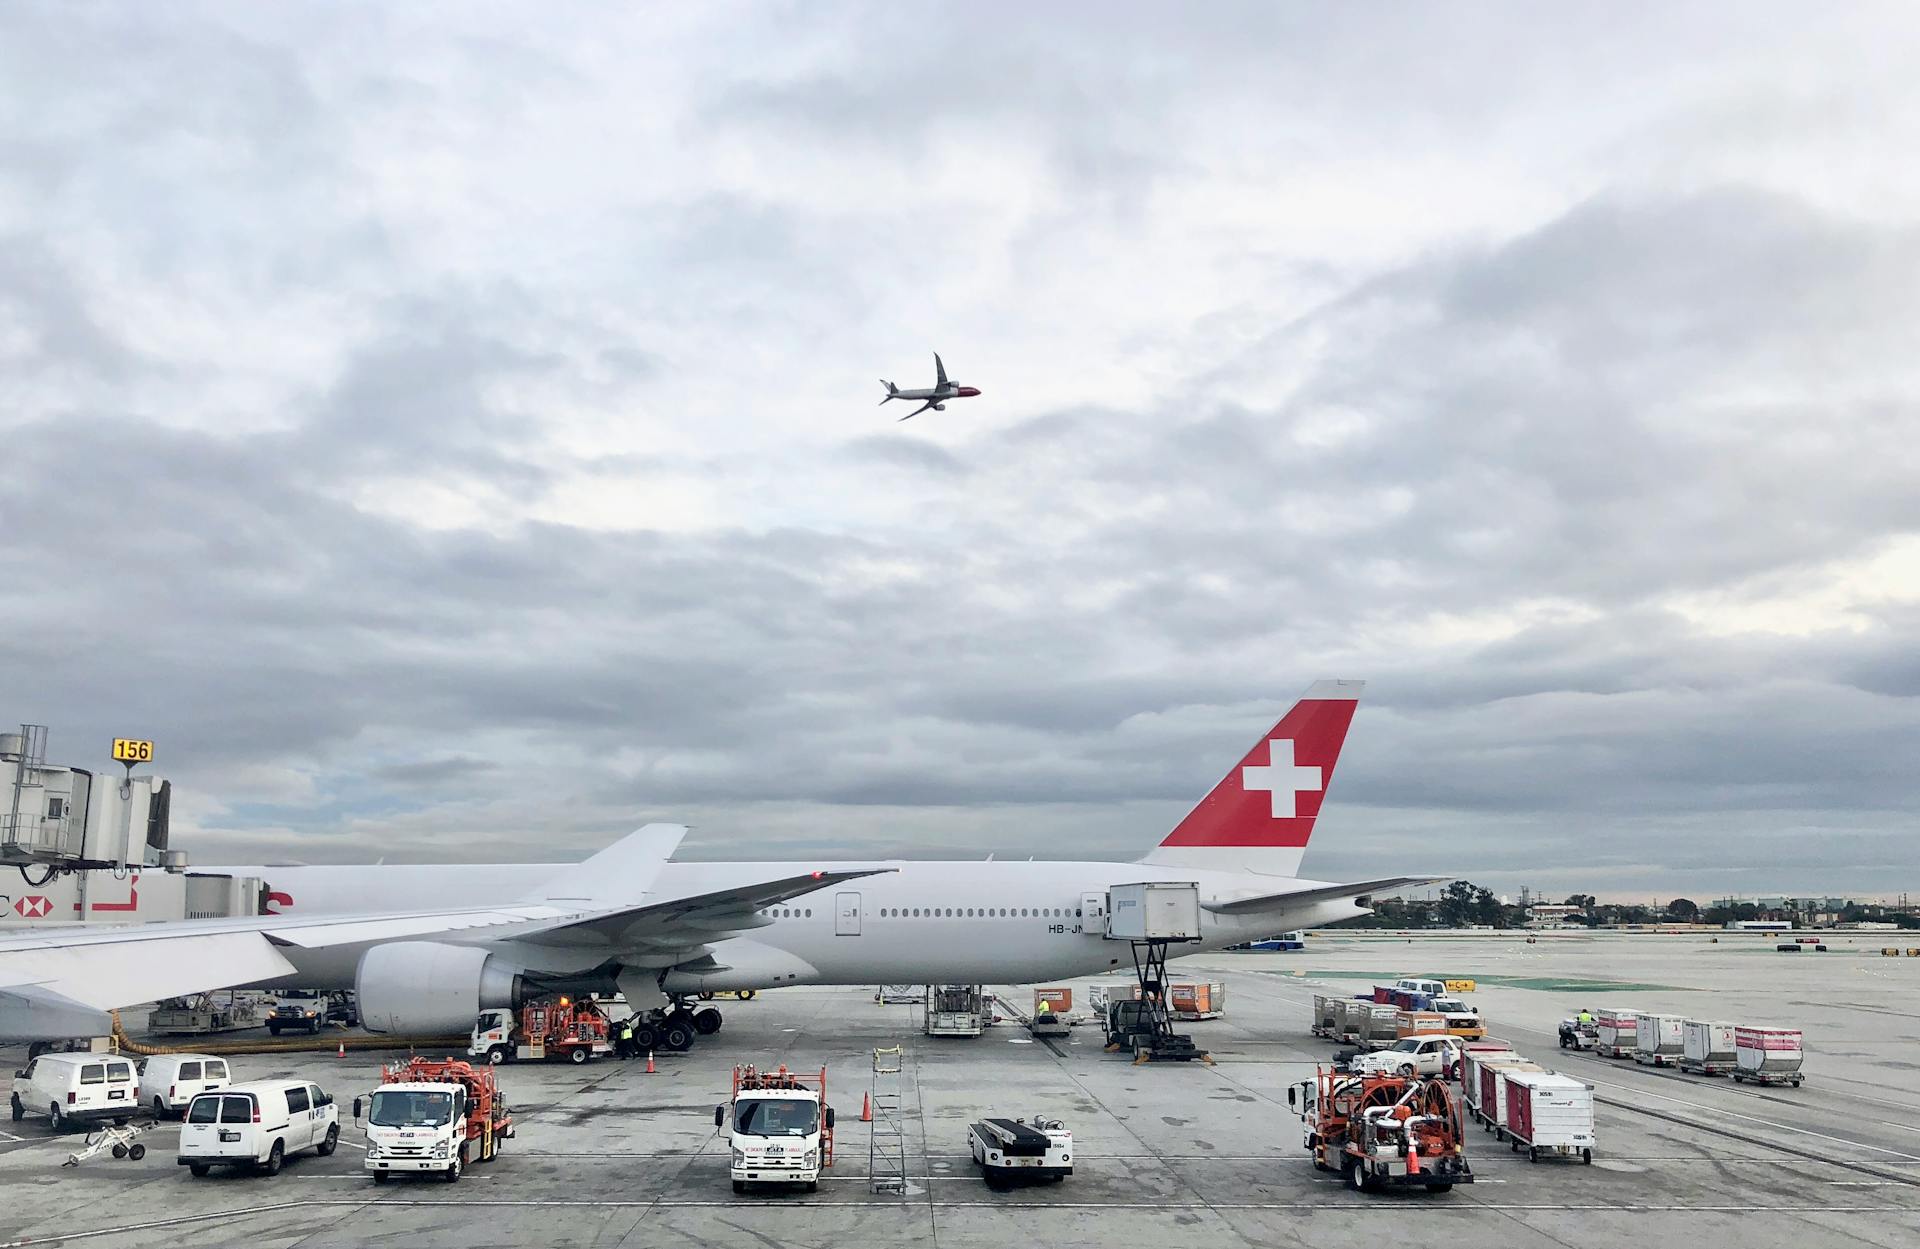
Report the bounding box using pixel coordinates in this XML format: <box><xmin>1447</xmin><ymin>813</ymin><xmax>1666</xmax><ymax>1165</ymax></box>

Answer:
<box><xmin>1328</xmin><ymin>884</ymin><xmax>1920</xmax><ymax>930</ymax></box>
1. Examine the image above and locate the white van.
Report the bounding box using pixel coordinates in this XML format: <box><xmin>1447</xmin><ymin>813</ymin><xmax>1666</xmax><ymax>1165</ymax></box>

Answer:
<box><xmin>9</xmin><ymin>1054</ymin><xmax>139</xmax><ymax>1131</ymax></box>
<box><xmin>177</xmin><ymin>1080</ymin><xmax>340</xmax><ymax>1176</ymax></box>
<box><xmin>136</xmin><ymin>1055</ymin><xmax>233</xmax><ymax>1118</ymax></box>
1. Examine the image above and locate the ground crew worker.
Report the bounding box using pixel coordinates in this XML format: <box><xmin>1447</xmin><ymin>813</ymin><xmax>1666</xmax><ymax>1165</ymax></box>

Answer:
<box><xmin>1577</xmin><ymin>1008</ymin><xmax>1594</xmax><ymax>1026</ymax></box>
<box><xmin>1036</xmin><ymin>999</ymin><xmax>1052</xmax><ymax>1017</ymax></box>
<box><xmin>618</xmin><ymin>1016</ymin><xmax>636</xmax><ymax>1059</ymax></box>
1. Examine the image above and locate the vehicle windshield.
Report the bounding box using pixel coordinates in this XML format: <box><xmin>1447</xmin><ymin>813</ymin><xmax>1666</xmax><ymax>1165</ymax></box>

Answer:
<box><xmin>369</xmin><ymin>1090</ymin><xmax>455</xmax><ymax>1128</ymax></box>
<box><xmin>733</xmin><ymin>1097</ymin><xmax>817</xmax><ymax>1137</ymax></box>
<box><xmin>1389</xmin><ymin>1039</ymin><xmax>1420</xmax><ymax>1053</ymax></box>
<box><xmin>1431</xmin><ymin>999</ymin><xmax>1468</xmax><ymax>1013</ymax></box>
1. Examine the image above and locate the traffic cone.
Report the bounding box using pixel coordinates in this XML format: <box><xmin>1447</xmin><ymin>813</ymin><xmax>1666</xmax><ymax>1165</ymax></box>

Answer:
<box><xmin>645</xmin><ymin>1051</ymin><xmax>655</xmax><ymax>1074</ymax></box>
<box><xmin>336</xmin><ymin>1040</ymin><xmax>346</xmax><ymax>1058</ymax></box>
<box><xmin>860</xmin><ymin>1092</ymin><xmax>872</xmax><ymax>1123</ymax></box>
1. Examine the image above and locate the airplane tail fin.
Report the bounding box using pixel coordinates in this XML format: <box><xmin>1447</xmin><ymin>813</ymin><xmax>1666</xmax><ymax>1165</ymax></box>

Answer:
<box><xmin>1139</xmin><ymin>680</ymin><xmax>1364</xmax><ymax>878</ymax></box>
<box><xmin>879</xmin><ymin>379</ymin><xmax>898</xmax><ymax>403</ymax></box>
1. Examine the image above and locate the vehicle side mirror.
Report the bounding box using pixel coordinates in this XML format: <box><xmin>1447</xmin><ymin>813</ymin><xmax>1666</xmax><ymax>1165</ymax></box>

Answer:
<box><xmin>714</xmin><ymin>1105</ymin><xmax>725</xmax><ymax>1128</ymax></box>
<box><xmin>352</xmin><ymin>1097</ymin><xmax>363</xmax><ymax>1120</ymax></box>
<box><xmin>13</xmin><ymin>1070</ymin><xmax>25</xmax><ymax>1080</ymax></box>
<box><xmin>1286</xmin><ymin>1087</ymin><xmax>1297</xmax><ymax>1109</ymax></box>
<box><xmin>825</xmin><ymin>1107</ymin><xmax>835</xmax><ymax>1129</ymax></box>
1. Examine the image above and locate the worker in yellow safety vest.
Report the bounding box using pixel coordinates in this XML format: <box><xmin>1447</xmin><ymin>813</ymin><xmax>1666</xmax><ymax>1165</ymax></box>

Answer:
<box><xmin>618</xmin><ymin>1017</ymin><xmax>636</xmax><ymax>1059</ymax></box>
<box><xmin>1036</xmin><ymin>1000</ymin><xmax>1052</xmax><ymax>1017</ymax></box>
<box><xmin>1576</xmin><ymin>1008</ymin><xmax>1594</xmax><ymax>1026</ymax></box>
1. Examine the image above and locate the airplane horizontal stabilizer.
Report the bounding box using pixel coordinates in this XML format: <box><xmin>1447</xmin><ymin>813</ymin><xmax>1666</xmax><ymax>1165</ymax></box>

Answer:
<box><xmin>1202</xmin><ymin>875</ymin><xmax>1441</xmax><ymax>915</ymax></box>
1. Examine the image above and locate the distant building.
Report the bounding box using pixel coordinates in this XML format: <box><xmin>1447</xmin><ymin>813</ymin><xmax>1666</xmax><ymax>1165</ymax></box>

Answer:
<box><xmin>1525</xmin><ymin>903</ymin><xmax>1586</xmax><ymax>928</ymax></box>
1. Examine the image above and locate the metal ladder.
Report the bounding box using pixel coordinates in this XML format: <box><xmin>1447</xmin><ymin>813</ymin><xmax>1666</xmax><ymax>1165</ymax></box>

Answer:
<box><xmin>868</xmin><ymin>1045</ymin><xmax>908</xmax><ymax>1195</ymax></box>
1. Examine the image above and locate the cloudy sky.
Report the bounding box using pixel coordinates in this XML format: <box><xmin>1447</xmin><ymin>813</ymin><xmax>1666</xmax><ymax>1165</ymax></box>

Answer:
<box><xmin>3</xmin><ymin>3</ymin><xmax>1917</xmax><ymax>900</ymax></box>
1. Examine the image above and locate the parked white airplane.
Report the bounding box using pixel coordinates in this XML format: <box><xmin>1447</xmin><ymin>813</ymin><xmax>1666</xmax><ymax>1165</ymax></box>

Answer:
<box><xmin>206</xmin><ymin>680</ymin><xmax>1427</xmax><ymax>1053</ymax></box>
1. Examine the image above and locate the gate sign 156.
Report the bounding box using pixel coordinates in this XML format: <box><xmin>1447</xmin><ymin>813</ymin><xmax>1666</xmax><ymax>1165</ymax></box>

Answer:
<box><xmin>111</xmin><ymin>738</ymin><xmax>154</xmax><ymax>764</ymax></box>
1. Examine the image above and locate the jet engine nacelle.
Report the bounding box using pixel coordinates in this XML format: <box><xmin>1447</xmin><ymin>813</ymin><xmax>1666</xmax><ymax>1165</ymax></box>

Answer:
<box><xmin>354</xmin><ymin>941</ymin><xmax>523</xmax><ymax>1035</ymax></box>
<box><xmin>932</xmin><ymin>402</ymin><xmax>946</xmax><ymax>410</ymax></box>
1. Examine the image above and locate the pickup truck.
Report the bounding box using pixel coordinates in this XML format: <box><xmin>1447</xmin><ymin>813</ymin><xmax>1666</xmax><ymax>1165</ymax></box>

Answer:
<box><xmin>1427</xmin><ymin>996</ymin><xmax>1484</xmax><ymax>1039</ymax></box>
<box><xmin>1347</xmin><ymin>1034</ymin><xmax>1462</xmax><ymax>1078</ymax></box>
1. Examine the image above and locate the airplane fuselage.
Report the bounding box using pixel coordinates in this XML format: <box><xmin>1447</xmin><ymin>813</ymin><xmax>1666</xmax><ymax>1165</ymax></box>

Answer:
<box><xmin>217</xmin><ymin>858</ymin><xmax>1363</xmax><ymax>993</ymax></box>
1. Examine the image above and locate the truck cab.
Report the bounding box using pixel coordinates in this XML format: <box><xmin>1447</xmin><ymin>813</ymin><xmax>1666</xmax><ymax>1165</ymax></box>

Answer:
<box><xmin>717</xmin><ymin>1065</ymin><xmax>834</xmax><ymax>1193</ymax></box>
<box><xmin>1427</xmin><ymin>997</ymin><xmax>1484</xmax><ymax>1039</ymax></box>
<box><xmin>356</xmin><ymin>1058</ymin><xmax>512</xmax><ymax>1184</ymax></box>
<box><xmin>1349</xmin><ymin>1034</ymin><xmax>1462</xmax><ymax>1078</ymax></box>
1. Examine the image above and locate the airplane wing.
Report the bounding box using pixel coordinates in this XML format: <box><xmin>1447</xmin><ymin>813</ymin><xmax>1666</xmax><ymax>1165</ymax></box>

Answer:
<box><xmin>897</xmin><ymin>399</ymin><xmax>936</xmax><ymax>421</ymax></box>
<box><xmin>1201</xmin><ymin>876</ymin><xmax>1443</xmax><ymax>915</ymax></box>
<box><xmin>933</xmin><ymin>352</ymin><xmax>948</xmax><ymax>387</ymax></box>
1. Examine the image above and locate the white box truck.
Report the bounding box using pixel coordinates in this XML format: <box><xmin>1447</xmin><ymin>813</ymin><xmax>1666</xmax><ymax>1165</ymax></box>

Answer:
<box><xmin>1105</xmin><ymin>882</ymin><xmax>1202</xmax><ymax>940</ymax></box>
<box><xmin>717</xmin><ymin>1064</ymin><xmax>835</xmax><ymax>1193</ymax></box>
<box><xmin>1680</xmin><ymin>1020</ymin><xmax>1737</xmax><ymax>1075</ymax></box>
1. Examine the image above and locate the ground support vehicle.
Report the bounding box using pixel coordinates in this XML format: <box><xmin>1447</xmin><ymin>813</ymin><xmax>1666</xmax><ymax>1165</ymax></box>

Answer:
<box><xmin>1501</xmin><ymin>1071</ymin><xmax>1594</xmax><ymax>1164</ymax></box>
<box><xmin>179</xmin><ymin>1080</ymin><xmax>339</xmax><ymax>1177</ymax></box>
<box><xmin>1732</xmin><ymin>1027</ymin><xmax>1805</xmax><ymax>1087</ymax></box>
<box><xmin>1103</xmin><ymin>998</ymin><xmax>1209</xmax><ymax>1063</ymax></box>
<box><xmin>11</xmin><ymin>1053</ymin><xmax>138</xmax><ymax>1130</ymax></box>
<box><xmin>268</xmin><ymin>999</ymin><xmax>327</xmax><ymax>1036</ymax></box>
<box><xmin>1680</xmin><ymin>1020</ymin><xmax>1737</xmax><ymax>1075</ymax></box>
<box><xmin>718</xmin><ymin>1063</ymin><xmax>835</xmax><ymax>1194</ymax></box>
<box><xmin>1168</xmin><ymin>982</ymin><xmax>1224</xmax><ymax>1021</ymax></box>
<box><xmin>471</xmin><ymin>1000</ymin><xmax>613</xmax><ymax>1065</ymax></box>
<box><xmin>137</xmin><ymin>1054</ymin><xmax>232</xmax><ymax>1118</ymax></box>
<box><xmin>1288</xmin><ymin>1067</ymin><xmax>1473</xmax><ymax>1194</ymax></box>
<box><xmin>1427</xmin><ymin>996</ymin><xmax>1484</xmax><ymax>1039</ymax></box>
<box><xmin>1558</xmin><ymin>1018</ymin><xmax>1598</xmax><ymax>1050</ymax></box>
<box><xmin>357</xmin><ymin>1057</ymin><xmax>512</xmax><ymax>1184</ymax></box>
<box><xmin>1634</xmin><ymin>1014</ymin><xmax>1684</xmax><ymax>1067</ymax></box>
<box><xmin>146</xmin><ymin>992</ymin><xmax>264</xmax><ymax>1036</ymax></box>
<box><xmin>969</xmin><ymin>1115</ymin><xmax>1072</xmax><ymax>1188</ymax></box>
<box><xmin>873</xmin><ymin>985</ymin><xmax>921</xmax><ymax>1004</ymax></box>
<box><xmin>1348</xmin><ymin>1034</ymin><xmax>1462</xmax><ymax>1079</ymax></box>
<box><xmin>1028</xmin><ymin>991</ymin><xmax>1070</xmax><ymax>1038</ymax></box>
<box><xmin>926</xmin><ymin>985</ymin><xmax>990</xmax><ymax>1037</ymax></box>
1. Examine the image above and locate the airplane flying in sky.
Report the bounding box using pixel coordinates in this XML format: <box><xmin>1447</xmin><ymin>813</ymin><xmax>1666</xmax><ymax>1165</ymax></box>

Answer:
<box><xmin>879</xmin><ymin>352</ymin><xmax>980</xmax><ymax>420</ymax></box>
<box><xmin>189</xmin><ymin>680</ymin><xmax>1429</xmax><ymax>1054</ymax></box>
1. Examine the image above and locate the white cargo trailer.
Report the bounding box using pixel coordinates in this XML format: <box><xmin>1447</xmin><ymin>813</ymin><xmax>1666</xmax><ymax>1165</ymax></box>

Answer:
<box><xmin>1732</xmin><ymin>1027</ymin><xmax>1804</xmax><ymax>1087</ymax></box>
<box><xmin>1680</xmin><ymin>1020</ymin><xmax>1737</xmax><ymax>1075</ymax></box>
<box><xmin>1356</xmin><ymin>1004</ymin><xmax>1401</xmax><ymax>1050</ymax></box>
<box><xmin>1501</xmin><ymin>1071</ymin><xmax>1595</xmax><ymax>1164</ymax></box>
<box><xmin>1594</xmin><ymin>1007</ymin><xmax>1639</xmax><ymax>1059</ymax></box>
<box><xmin>1464</xmin><ymin>1053</ymin><xmax>1539</xmax><ymax>1125</ymax></box>
<box><xmin>1104</xmin><ymin>883</ymin><xmax>1202</xmax><ymax>941</ymax></box>
<box><xmin>1483</xmin><ymin>1061</ymin><xmax>1545</xmax><ymax>1137</ymax></box>
<box><xmin>1310</xmin><ymin>994</ymin><xmax>1339</xmax><ymax>1039</ymax></box>
<box><xmin>1633</xmin><ymin>1014</ymin><xmax>1684</xmax><ymax>1067</ymax></box>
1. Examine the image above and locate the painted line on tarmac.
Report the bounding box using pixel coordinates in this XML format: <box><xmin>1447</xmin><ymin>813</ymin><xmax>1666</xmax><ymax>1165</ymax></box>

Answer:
<box><xmin>1585</xmin><ymin>1073</ymin><xmax>1920</xmax><ymax>1163</ymax></box>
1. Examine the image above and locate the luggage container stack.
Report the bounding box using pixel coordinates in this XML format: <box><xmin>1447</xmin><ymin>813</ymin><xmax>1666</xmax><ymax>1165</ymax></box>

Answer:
<box><xmin>1476</xmin><ymin>1057</ymin><xmax>1543</xmax><ymax>1132</ymax></box>
<box><xmin>1310</xmin><ymin>994</ymin><xmax>1339</xmax><ymax>1039</ymax></box>
<box><xmin>1633</xmin><ymin>1014</ymin><xmax>1684</xmax><ymax>1068</ymax></box>
<box><xmin>1168</xmin><ymin>982</ymin><xmax>1224</xmax><ymax>1021</ymax></box>
<box><xmin>1501</xmin><ymin>1071</ymin><xmax>1595</xmax><ymax>1164</ymax></box>
<box><xmin>1355</xmin><ymin>1004</ymin><xmax>1401</xmax><ymax>1050</ymax></box>
<box><xmin>1679</xmin><ymin>1021</ymin><xmax>1737</xmax><ymax>1076</ymax></box>
<box><xmin>1594</xmin><ymin>1007</ymin><xmax>1640</xmax><ymax>1059</ymax></box>
<box><xmin>1731</xmin><ymin>1027</ymin><xmax>1804</xmax><ymax>1087</ymax></box>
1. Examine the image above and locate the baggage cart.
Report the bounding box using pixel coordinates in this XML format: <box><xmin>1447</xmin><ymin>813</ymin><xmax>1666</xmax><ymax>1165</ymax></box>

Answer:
<box><xmin>1633</xmin><ymin>1014</ymin><xmax>1684</xmax><ymax>1067</ymax></box>
<box><xmin>1594</xmin><ymin>1007</ymin><xmax>1639</xmax><ymax>1059</ymax></box>
<box><xmin>1731</xmin><ymin>1027</ymin><xmax>1804</xmax><ymax>1087</ymax></box>
<box><xmin>1501</xmin><ymin>1071</ymin><xmax>1594</xmax><ymax>1164</ymax></box>
<box><xmin>1679</xmin><ymin>1020</ymin><xmax>1737</xmax><ymax>1075</ymax></box>
<box><xmin>1460</xmin><ymin>1051</ymin><xmax>1534</xmax><ymax>1124</ymax></box>
<box><xmin>1168</xmin><ymin>982</ymin><xmax>1225</xmax><ymax>1021</ymax></box>
<box><xmin>1311</xmin><ymin>994</ymin><xmax>1340</xmax><ymax>1039</ymax></box>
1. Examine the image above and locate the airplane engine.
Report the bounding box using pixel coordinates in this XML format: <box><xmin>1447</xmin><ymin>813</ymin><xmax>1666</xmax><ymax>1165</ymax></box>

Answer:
<box><xmin>354</xmin><ymin>941</ymin><xmax>523</xmax><ymax>1035</ymax></box>
<box><xmin>932</xmin><ymin>402</ymin><xmax>946</xmax><ymax>410</ymax></box>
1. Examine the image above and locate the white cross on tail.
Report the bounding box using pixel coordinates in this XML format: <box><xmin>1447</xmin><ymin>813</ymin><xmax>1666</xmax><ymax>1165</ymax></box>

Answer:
<box><xmin>1241</xmin><ymin>738</ymin><xmax>1322</xmax><ymax>818</ymax></box>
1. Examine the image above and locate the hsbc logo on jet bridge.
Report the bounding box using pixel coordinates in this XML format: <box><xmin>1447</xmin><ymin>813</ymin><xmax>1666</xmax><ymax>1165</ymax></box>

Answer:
<box><xmin>12</xmin><ymin>896</ymin><xmax>53</xmax><ymax>918</ymax></box>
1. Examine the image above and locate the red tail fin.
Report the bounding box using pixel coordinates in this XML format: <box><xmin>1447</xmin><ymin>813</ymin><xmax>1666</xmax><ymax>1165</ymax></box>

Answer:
<box><xmin>1140</xmin><ymin>680</ymin><xmax>1363</xmax><ymax>877</ymax></box>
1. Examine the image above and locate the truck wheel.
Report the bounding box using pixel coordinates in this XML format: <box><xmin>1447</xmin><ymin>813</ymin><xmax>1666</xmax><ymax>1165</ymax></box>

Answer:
<box><xmin>740</xmin><ymin>990</ymin><xmax>757</xmax><ymax>1001</ymax></box>
<box><xmin>154</xmin><ymin>1097</ymin><xmax>169</xmax><ymax>1118</ymax></box>
<box><xmin>49</xmin><ymin>1103</ymin><xmax>64</xmax><ymax>1133</ymax></box>
<box><xmin>445</xmin><ymin>1144</ymin><xmax>466</xmax><ymax>1183</ymax></box>
<box><xmin>1528</xmin><ymin>1146</ymin><xmax>1539</xmax><ymax>1163</ymax></box>
<box><xmin>9</xmin><ymin>1095</ymin><xmax>21</xmax><ymax>1121</ymax></box>
<box><xmin>112</xmin><ymin>1143</ymin><xmax>128</xmax><ymax>1159</ymax></box>
<box><xmin>373</xmin><ymin>1171</ymin><xmax>390</xmax><ymax>1184</ymax></box>
<box><xmin>261</xmin><ymin>1140</ymin><xmax>284</xmax><ymax>1176</ymax></box>
<box><xmin>805</xmin><ymin>1179</ymin><xmax>818</xmax><ymax>1193</ymax></box>
<box><xmin>318</xmin><ymin>1125</ymin><xmax>339</xmax><ymax>1157</ymax></box>
<box><xmin>1582</xmin><ymin>1149</ymin><xmax>1593</xmax><ymax>1164</ymax></box>
<box><xmin>189</xmin><ymin>1162</ymin><xmax>210</xmax><ymax>1178</ymax></box>
<box><xmin>732</xmin><ymin>1180</ymin><xmax>746</xmax><ymax>1194</ymax></box>
<box><xmin>113</xmin><ymin>1116</ymin><xmax>130</xmax><ymax>1128</ymax></box>
<box><xmin>487</xmin><ymin>1045</ymin><xmax>508</xmax><ymax>1066</ymax></box>
<box><xmin>1429</xmin><ymin>1182</ymin><xmax>1452</xmax><ymax>1193</ymax></box>
<box><xmin>570</xmin><ymin>1047</ymin><xmax>589</xmax><ymax>1064</ymax></box>
<box><xmin>269</xmin><ymin>1025</ymin><xmax>281</xmax><ymax>1036</ymax></box>
<box><xmin>693</xmin><ymin>1008</ymin><xmax>723</xmax><ymax>1036</ymax></box>
<box><xmin>1342</xmin><ymin>1158</ymin><xmax>1362</xmax><ymax>1191</ymax></box>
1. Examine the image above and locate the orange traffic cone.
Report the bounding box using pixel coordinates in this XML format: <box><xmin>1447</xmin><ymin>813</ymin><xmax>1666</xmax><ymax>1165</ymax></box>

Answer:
<box><xmin>336</xmin><ymin>1040</ymin><xmax>346</xmax><ymax>1058</ymax></box>
<box><xmin>645</xmin><ymin>1051</ymin><xmax>655</xmax><ymax>1074</ymax></box>
<box><xmin>860</xmin><ymin>1092</ymin><xmax>872</xmax><ymax>1123</ymax></box>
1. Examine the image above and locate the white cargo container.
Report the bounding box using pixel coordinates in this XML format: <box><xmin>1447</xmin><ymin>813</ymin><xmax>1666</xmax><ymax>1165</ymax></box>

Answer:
<box><xmin>1310</xmin><ymin>994</ymin><xmax>1339</xmax><ymax>1038</ymax></box>
<box><xmin>1732</xmin><ymin>1027</ymin><xmax>1804</xmax><ymax>1087</ymax></box>
<box><xmin>1594</xmin><ymin>1007</ymin><xmax>1640</xmax><ymax>1058</ymax></box>
<box><xmin>1357</xmin><ymin>1004</ymin><xmax>1401</xmax><ymax>1050</ymax></box>
<box><xmin>1680</xmin><ymin>1020</ymin><xmax>1737</xmax><ymax>1075</ymax></box>
<box><xmin>1501</xmin><ymin>1071</ymin><xmax>1595</xmax><ymax>1164</ymax></box>
<box><xmin>1463</xmin><ymin>1052</ymin><xmax>1538</xmax><ymax>1123</ymax></box>
<box><xmin>1633</xmin><ymin>1014</ymin><xmax>1684</xmax><ymax>1067</ymax></box>
<box><xmin>1483</xmin><ymin>1061</ymin><xmax>1545</xmax><ymax>1136</ymax></box>
<box><xmin>1104</xmin><ymin>883</ymin><xmax>1202</xmax><ymax>941</ymax></box>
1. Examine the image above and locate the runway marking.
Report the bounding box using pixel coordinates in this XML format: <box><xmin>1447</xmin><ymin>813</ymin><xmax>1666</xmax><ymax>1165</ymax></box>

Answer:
<box><xmin>1583</xmin><ymin>1073</ymin><xmax>1920</xmax><ymax>1163</ymax></box>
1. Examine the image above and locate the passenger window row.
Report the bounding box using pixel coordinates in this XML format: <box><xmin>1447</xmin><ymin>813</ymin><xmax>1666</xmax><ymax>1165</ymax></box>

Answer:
<box><xmin>878</xmin><ymin>907</ymin><xmax>1081</xmax><ymax>919</ymax></box>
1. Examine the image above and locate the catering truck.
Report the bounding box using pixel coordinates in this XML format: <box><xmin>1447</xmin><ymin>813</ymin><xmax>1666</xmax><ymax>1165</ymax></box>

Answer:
<box><xmin>717</xmin><ymin>1064</ymin><xmax>835</xmax><ymax>1194</ymax></box>
<box><xmin>356</xmin><ymin>1057</ymin><xmax>512</xmax><ymax>1184</ymax></box>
